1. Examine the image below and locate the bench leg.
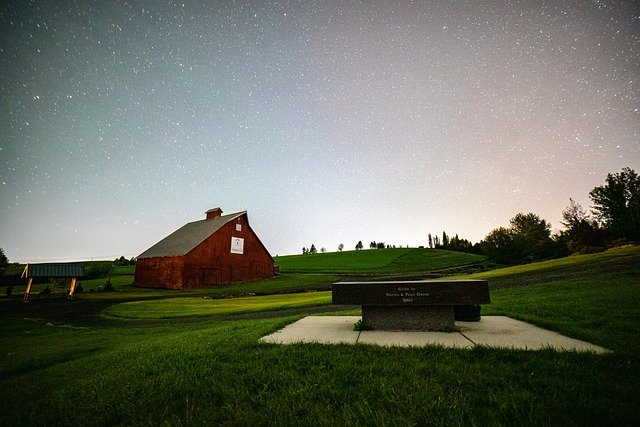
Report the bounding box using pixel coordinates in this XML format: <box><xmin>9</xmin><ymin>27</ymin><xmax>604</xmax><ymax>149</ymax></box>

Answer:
<box><xmin>454</xmin><ymin>305</ymin><xmax>482</xmax><ymax>322</ymax></box>
<box><xmin>362</xmin><ymin>305</ymin><xmax>456</xmax><ymax>331</ymax></box>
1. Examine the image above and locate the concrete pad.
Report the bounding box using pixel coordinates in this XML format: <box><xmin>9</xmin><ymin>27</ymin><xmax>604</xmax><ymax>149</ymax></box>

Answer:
<box><xmin>260</xmin><ymin>315</ymin><xmax>610</xmax><ymax>353</ymax></box>
<box><xmin>358</xmin><ymin>330</ymin><xmax>474</xmax><ymax>348</ymax></box>
<box><xmin>259</xmin><ymin>315</ymin><xmax>360</xmax><ymax>345</ymax></box>
<box><xmin>458</xmin><ymin>316</ymin><xmax>610</xmax><ymax>353</ymax></box>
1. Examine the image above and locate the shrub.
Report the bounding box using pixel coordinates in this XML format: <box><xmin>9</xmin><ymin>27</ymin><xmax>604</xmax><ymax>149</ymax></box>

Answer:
<box><xmin>610</xmin><ymin>238</ymin><xmax>632</xmax><ymax>248</ymax></box>
<box><xmin>569</xmin><ymin>244</ymin><xmax>606</xmax><ymax>255</ymax></box>
<box><xmin>50</xmin><ymin>278</ymin><xmax>69</xmax><ymax>289</ymax></box>
<box><xmin>84</xmin><ymin>262</ymin><xmax>111</xmax><ymax>279</ymax></box>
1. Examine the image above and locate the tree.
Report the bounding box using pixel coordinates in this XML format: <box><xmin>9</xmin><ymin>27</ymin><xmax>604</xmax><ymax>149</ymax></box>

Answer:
<box><xmin>355</xmin><ymin>241</ymin><xmax>363</xmax><ymax>250</ymax></box>
<box><xmin>560</xmin><ymin>199</ymin><xmax>606</xmax><ymax>253</ymax></box>
<box><xmin>0</xmin><ymin>247</ymin><xmax>8</xmax><ymax>278</ymax></box>
<box><xmin>481</xmin><ymin>227</ymin><xmax>529</xmax><ymax>264</ymax></box>
<box><xmin>509</xmin><ymin>212</ymin><xmax>554</xmax><ymax>260</ymax></box>
<box><xmin>589</xmin><ymin>167</ymin><xmax>640</xmax><ymax>240</ymax></box>
<box><xmin>0</xmin><ymin>248</ymin><xmax>8</xmax><ymax>270</ymax></box>
<box><xmin>481</xmin><ymin>212</ymin><xmax>554</xmax><ymax>264</ymax></box>
<box><xmin>309</xmin><ymin>244</ymin><xmax>317</xmax><ymax>254</ymax></box>
<box><xmin>338</xmin><ymin>244</ymin><xmax>344</xmax><ymax>252</ymax></box>
<box><xmin>561</xmin><ymin>198</ymin><xmax>590</xmax><ymax>229</ymax></box>
<box><xmin>114</xmin><ymin>256</ymin><xmax>134</xmax><ymax>266</ymax></box>
<box><xmin>428</xmin><ymin>234</ymin><xmax>433</xmax><ymax>249</ymax></box>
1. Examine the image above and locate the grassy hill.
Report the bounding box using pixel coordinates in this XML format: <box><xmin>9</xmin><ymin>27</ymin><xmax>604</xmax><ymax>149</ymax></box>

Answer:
<box><xmin>461</xmin><ymin>245</ymin><xmax>640</xmax><ymax>288</ymax></box>
<box><xmin>275</xmin><ymin>248</ymin><xmax>487</xmax><ymax>276</ymax></box>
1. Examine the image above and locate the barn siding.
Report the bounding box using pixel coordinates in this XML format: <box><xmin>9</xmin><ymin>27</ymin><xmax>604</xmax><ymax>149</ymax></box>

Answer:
<box><xmin>184</xmin><ymin>215</ymin><xmax>274</xmax><ymax>288</ymax></box>
<box><xmin>134</xmin><ymin>256</ymin><xmax>185</xmax><ymax>289</ymax></box>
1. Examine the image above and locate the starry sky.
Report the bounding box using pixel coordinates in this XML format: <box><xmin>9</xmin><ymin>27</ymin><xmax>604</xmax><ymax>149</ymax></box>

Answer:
<box><xmin>1</xmin><ymin>1</ymin><xmax>639</xmax><ymax>263</ymax></box>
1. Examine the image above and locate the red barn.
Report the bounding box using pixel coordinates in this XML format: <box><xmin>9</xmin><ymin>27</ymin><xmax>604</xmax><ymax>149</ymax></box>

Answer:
<box><xmin>134</xmin><ymin>208</ymin><xmax>275</xmax><ymax>289</ymax></box>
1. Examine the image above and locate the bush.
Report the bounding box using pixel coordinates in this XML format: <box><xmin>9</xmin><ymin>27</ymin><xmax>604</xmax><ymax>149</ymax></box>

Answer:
<box><xmin>75</xmin><ymin>283</ymin><xmax>84</xmax><ymax>294</ymax></box>
<box><xmin>610</xmin><ymin>238</ymin><xmax>632</xmax><ymax>248</ymax></box>
<box><xmin>49</xmin><ymin>278</ymin><xmax>69</xmax><ymax>289</ymax></box>
<box><xmin>569</xmin><ymin>244</ymin><xmax>606</xmax><ymax>255</ymax></box>
<box><xmin>0</xmin><ymin>271</ymin><xmax>25</xmax><ymax>287</ymax></box>
<box><xmin>84</xmin><ymin>262</ymin><xmax>111</xmax><ymax>279</ymax></box>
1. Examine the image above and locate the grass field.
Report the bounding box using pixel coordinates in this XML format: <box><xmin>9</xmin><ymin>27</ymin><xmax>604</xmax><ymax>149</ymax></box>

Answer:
<box><xmin>1</xmin><ymin>246</ymin><xmax>639</xmax><ymax>425</ymax></box>
<box><xmin>275</xmin><ymin>247</ymin><xmax>487</xmax><ymax>275</ymax></box>
<box><xmin>104</xmin><ymin>291</ymin><xmax>332</xmax><ymax>319</ymax></box>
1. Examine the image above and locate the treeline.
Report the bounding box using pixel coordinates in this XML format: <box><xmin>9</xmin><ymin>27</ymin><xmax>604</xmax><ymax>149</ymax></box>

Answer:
<box><xmin>431</xmin><ymin>167</ymin><xmax>640</xmax><ymax>265</ymax></box>
<box><xmin>303</xmin><ymin>241</ymin><xmax>402</xmax><ymax>254</ymax></box>
<box><xmin>428</xmin><ymin>232</ymin><xmax>481</xmax><ymax>254</ymax></box>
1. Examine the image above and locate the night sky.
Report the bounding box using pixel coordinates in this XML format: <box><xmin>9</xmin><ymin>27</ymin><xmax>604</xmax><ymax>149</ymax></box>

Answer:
<box><xmin>1</xmin><ymin>1</ymin><xmax>639</xmax><ymax>262</ymax></box>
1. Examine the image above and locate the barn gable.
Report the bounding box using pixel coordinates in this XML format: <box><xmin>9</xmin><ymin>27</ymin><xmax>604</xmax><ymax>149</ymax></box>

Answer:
<box><xmin>137</xmin><ymin>211</ymin><xmax>246</xmax><ymax>259</ymax></box>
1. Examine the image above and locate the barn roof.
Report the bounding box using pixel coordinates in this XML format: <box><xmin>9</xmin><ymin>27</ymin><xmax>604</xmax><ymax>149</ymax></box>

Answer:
<box><xmin>137</xmin><ymin>211</ymin><xmax>247</xmax><ymax>259</ymax></box>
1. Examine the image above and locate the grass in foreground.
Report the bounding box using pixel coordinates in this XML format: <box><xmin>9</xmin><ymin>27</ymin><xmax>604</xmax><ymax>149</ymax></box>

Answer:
<box><xmin>485</xmin><ymin>271</ymin><xmax>639</xmax><ymax>354</ymax></box>
<box><xmin>1</xmin><ymin>314</ymin><xmax>638</xmax><ymax>426</ymax></box>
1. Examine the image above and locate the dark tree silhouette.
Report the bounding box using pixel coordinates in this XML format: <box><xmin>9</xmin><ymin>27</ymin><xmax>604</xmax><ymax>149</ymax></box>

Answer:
<box><xmin>560</xmin><ymin>199</ymin><xmax>606</xmax><ymax>253</ymax></box>
<box><xmin>589</xmin><ymin>167</ymin><xmax>640</xmax><ymax>240</ymax></box>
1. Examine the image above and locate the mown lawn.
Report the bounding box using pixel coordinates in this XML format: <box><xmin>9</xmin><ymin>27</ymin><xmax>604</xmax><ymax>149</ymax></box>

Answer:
<box><xmin>1</xmin><ymin>312</ymin><xmax>638</xmax><ymax>425</ymax></box>
<box><xmin>104</xmin><ymin>291</ymin><xmax>332</xmax><ymax>319</ymax></box>
<box><xmin>9</xmin><ymin>273</ymin><xmax>338</xmax><ymax>301</ymax></box>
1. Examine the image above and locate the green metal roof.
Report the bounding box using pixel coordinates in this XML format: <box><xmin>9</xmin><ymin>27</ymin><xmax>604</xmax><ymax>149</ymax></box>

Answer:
<box><xmin>25</xmin><ymin>263</ymin><xmax>85</xmax><ymax>278</ymax></box>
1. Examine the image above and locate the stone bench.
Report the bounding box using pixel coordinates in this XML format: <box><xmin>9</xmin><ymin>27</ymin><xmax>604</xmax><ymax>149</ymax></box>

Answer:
<box><xmin>332</xmin><ymin>280</ymin><xmax>490</xmax><ymax>331</ymax></box>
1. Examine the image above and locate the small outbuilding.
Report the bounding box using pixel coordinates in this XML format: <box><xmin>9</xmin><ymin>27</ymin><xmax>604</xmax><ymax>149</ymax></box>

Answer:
<box><xmin>134</xmin><ymin>208</ymin><xmax>275</xmax><ymax>289</ymax></box>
